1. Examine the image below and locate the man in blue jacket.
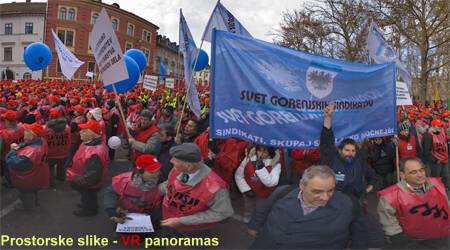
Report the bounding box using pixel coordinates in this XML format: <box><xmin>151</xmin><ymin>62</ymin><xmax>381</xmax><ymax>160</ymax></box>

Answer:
<box><xmin>320</xmin><ymin>103</ymin><xmax>376</xmax><ymax>199</ymax></box>
<box><xmin>247</xmin><ymin>165</ymin><xmax>369</xmax><ymax>249</ymax></box>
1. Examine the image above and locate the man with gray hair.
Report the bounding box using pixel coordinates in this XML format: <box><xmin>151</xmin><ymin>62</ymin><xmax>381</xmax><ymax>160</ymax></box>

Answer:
<box><xmin>247</xmin><ymin>165</ymin><xmax>369</xmax><ymax>249</ymax></box>
<box><xmin>158</xmin><ymin>143</ymin><xmax>234</xmax><ymax>236</ymax></box>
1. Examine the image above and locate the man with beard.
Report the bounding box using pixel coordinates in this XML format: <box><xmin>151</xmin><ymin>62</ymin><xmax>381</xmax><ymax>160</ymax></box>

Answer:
<box><xmin>320</xmin><ymin>103</ymin><xmax>376</xmax><ymax>199</ymax></box>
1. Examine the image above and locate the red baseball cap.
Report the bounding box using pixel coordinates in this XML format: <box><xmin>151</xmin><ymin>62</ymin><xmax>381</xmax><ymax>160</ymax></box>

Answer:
<box><xmin>431</xmin><ymin>119</ymin><xmax>443</xmax><ymax>127</ymax></box>
<box><xmin>1</xmin><ymin>110</ymin><xmax>17</xmax><ymax>121</ymax></box>
<box><xmin>49</xmin><ymin>108</ymin><xmax>61</xmax><ymax>119</ymax></box>
<box><xmin>78</xmin><ymin>120</ymin><xmax>102</xmax><ymax>134</ymax></box>
<box><xmin>73</xmin><ymin>105</ymin><xmax>85</xmax><ymax>114</ymax></box>
<box><xmin>135</xmin><ymin>154</ymin><xmax>161</xmax><ymax>173</ymax></box>
<box><xmin>23</xmin><ymin>122</ymin><xmax>44</xmax><ymax>136</ymax></box>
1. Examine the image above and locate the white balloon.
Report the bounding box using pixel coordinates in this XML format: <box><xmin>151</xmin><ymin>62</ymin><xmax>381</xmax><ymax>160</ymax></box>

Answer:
<box><xmin>108</xmin><ymin>136</ymin><xmax>121</xmax><ymax>149</ymax></box>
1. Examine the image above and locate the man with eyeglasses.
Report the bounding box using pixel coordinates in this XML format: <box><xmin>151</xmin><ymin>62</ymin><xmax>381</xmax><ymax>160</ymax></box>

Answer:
<box><xmin>377</xmin><ymin>157</ymin><xmax>450</xmax><ymax>249</ymax></box>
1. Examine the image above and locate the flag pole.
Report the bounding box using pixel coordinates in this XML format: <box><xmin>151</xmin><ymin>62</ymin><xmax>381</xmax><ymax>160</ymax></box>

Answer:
<box><xmin>111</xmin><ymin>83</ymin><xmax>131</xmax><ymax>139</ymax></box>
<box><xmin>176</xmin><ymin>39</ymin><xmax>205</xmax><ymax>138</ymax></box>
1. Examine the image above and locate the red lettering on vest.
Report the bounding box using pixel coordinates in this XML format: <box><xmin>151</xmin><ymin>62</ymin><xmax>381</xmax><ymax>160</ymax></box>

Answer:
<box><xmin>9</xmin><ymin>140</ymin><xmax>49</xmax><ymax>189</ymax></box>
<box><xmin>162</xmin><ymin>168</ymin><xmax>227</xmax><ymax>231</ymax></box>
<box><xmin>378</xmin><ymin>178</ymin><xmax>450</xmax><ymax>240</ymax></box>
<box><xmin>112</xmin><ymin>171</ymin><xmax>161</xmax><ymax>213</ymax></box>
<box><xmin>45</xmin><ymin>125</ymin><xmax>71</xmax><ymax>159</ymax></box>
<box><xmin>66</xmin><ymin>143</ymin><xmax>109</xmax><ymax>189</ymax></box>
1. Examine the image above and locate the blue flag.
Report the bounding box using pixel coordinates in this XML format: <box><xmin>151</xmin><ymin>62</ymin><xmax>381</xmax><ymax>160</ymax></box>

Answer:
<box><xmin>202</xmin><ymin>1</ymin><xmax>252</xmax><ymax>42</ymax></box>
<box><xmin>179</xmin><ymin>9</ymin><xmax>201</xmax><ymax>118</ymax></box>
<box><xmin>210</xmin><ymin>30</ymin><xmax>397</xmax><ymax>148</ymax></box>
<box><xmin>159</xmin><ymin>57</ymin><xmax>166</xmax><ymax>80</ymax></box>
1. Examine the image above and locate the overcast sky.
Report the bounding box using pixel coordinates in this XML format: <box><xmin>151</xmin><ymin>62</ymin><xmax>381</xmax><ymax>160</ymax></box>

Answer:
<box><xmin>1</xmin><ymin>0</ymin><xmax>305</xmax><ymax>46</ymax></box>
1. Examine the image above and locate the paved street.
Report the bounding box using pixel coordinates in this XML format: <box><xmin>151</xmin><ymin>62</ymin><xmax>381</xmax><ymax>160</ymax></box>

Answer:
<box><xmin>0</xmin><ymin>147</ymin><xmax>254</xmax><ymax>249</ymax></box>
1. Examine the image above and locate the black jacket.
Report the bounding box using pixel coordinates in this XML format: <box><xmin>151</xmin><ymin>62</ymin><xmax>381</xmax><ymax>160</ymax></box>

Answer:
<box><xmin>248</xmin><ymin>186</ymin><xmax>369</xmax><ymax>249</ymax></box>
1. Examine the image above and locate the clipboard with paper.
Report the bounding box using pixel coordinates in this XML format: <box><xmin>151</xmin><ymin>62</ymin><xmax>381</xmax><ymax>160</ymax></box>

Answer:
<box><xmin>116</xmin><ymin>213</ymin><xmax>154</xmax><ymax>233</ymax></box>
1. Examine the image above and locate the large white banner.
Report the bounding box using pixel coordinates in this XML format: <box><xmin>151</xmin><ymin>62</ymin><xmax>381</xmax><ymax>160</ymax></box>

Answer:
<box><xmin>89</xmin><ymin>8</ymin><xmax>128</xmax><ymax>86</ymax></box>
<box><xmin>396</xmin><ymin>81</ymin><xmax>412</xmax><ymax>106</ymax></box>
<box><xmin>52</xmin><ymin>30</ymin><xmax>84</xmax><ymax>79</ymax></box>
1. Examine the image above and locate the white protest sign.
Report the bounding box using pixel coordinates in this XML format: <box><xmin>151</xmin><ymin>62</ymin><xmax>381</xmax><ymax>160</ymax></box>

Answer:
<box><xmin>89</xmin><ymin>8</ymin><xmax>128</xmax><ymax>87</ymax></box>
<box><xmin>143</xmin><ymin>75</ymin><xmax>158</xmax><ymax>91</ymax></box>
<box><xmin>396</xmin><ymin>81</ymin><xmax>412</xmax><ymax>106</ymax></box>
<box><xmin>86</xmin><ymin>71</ymin><xmax>94</xmax><ymax>78</ymax></box>
<box><xmin>165</xmin><ymin>78</ymin><xmax>175</xmax><ymax>89</ymax></box>
<box><xmin>116</xmin><ymin>213</ymin><xmax>154</xmax><ymax>233</ymax></box>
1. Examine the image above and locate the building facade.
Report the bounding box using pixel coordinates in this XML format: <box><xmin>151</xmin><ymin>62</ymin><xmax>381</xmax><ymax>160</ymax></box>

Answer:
<box><xmin>155</xmin><ymin>34</ymin><xmax>183</xmax><ymax>84</ymax></box>
<box><xmin>0</xmin><ymin>1</ymin><xmax>46</xmax><ymax>80</ymax></box>
<box><xmin>44</xmin><ymin>0</ymin><xmax>158</xmax><ymax>80</ymax></box>
<box><xmin>193</xmin><ymin>65</ymin><xmax>210</xmax><ymax>86</ymax></box>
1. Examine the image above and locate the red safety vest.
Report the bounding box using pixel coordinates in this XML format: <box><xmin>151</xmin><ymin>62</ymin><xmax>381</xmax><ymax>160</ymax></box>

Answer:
<box><xmin>66</xmin><ymin>142</ymin><xmax>109</xmax><ymax>189</ymax></box>
<box><xmin>398</xmin><ymin>136</ymin><xmax>418</xmax><ymax>159</ymax></box>
<box><xmin>290</xmin><ymin>149</ymin><xmax>320</xmax><ymax>175</ymax></box>
<box><xmin>162</xmin><ymin>168</ymin><xmax>227</xmax><ymax>231</ymax></box>
<box><xmin>244</xmin><ymin>161</ymin><xmax>277</xmax><ymax>198</ymax></box>
<box><xmin>131</xmin><ymin>124</ymin><xmax>158</xmax><ymax>162</ymax></box>
<box><xmin>111</xmin><ymin>171</ymin><xmax>161</xmax><ymax>213</ymax></box>
<box><xmin>99</xmin><ymin>119</ymin><xmax>106</xmax><ymax>144</ymax></box>
<box><xmin>45</xmin><ymin>125</ymin><xmax>71</xmax><ymax>159</ymax></box>
<box><xmin>70</xmin><ymin>115</ymin><xmax>86</xmax><ymax>148</ymax></box>
<box><xmin>378</xmin><ymin>178</ymin><xmax>450</xmax><ymax>240</ymax></box>
<box><xmin>429</xmin><ymin>129</ymin><xmax>448</xmax><ymax>164</ymax></box>
<box><xmin>9</xmin><ymin>140</ymin><xmax>49</xmax><ymax>189</ymax></box>
<box><xmin>0</xmin><ymin>125</ymin><xmax>24</xmax><ymax>157</ymax></box>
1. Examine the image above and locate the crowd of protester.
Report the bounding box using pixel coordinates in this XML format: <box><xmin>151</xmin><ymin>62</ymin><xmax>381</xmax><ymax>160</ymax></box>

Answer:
<box><xmin>0</xmin><ymin>79</ymin><xmax>449</xmax><ymax>249</ymax></box>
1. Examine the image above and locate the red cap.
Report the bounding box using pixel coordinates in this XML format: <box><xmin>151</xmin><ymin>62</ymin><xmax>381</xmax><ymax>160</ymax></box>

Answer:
<box><xmin>101</xmin><ymin>107</ymin><xmax>108</xmax><ymax>114</ymax></box>
<box><xmin>135</xmin><ymin>154</ymin><xmax>161</xmax><ymax>173</ymax></box>
<box><xmin>1</xmin><ymin>110</ymin><xmax>17</xmax><ymax>121</ymax></box>
<box><xmin>73</xmin><ymin>105</ymin><xmax>85</xmax><ymax>114</ymax></box>
<box><xmin>7</xmin><ymin>100</ymin><xmax>17</xmax><ymax>107</ymax></box>
<box><xmin>431</xmin><ymin>119</ymin><xmax>443</xmax><ymax>127</ymax></box>
<box><xmin>23</xmin><ymin>122</ymin><xmax>44</xmax><ymax>136</ymax></box>
<box><xmin>49</xmin><ymin>95</ymin><xmax>60</xmax><ymax>103</ymax></box>
<box><xmin>27</xmin><ymin>99</ymin><xmax>38</xmax><ymax>106</ymax></box>
<box><xmin>78</xmin><ymin>120</ymin><xmax>102</xmax><ymax>134</ymax></box>
<box><xmin>444</xmin><ymin>110</ymin><xmax>450</xmax><ymax>117</ymax></box>
<box><xmin>49</xmin><ymin>108</ymin><xmax>61</xmax><ymax>119</ymax></box>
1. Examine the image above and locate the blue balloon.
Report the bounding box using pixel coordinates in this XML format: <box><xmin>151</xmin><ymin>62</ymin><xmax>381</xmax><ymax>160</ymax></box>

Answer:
<box><xmin>192</xmin><ymin>49</ymin><xmax>209</xmax><ymax>71</ymax></box>
<box><xmin>105</xmin><ymin>55</ymin><xmax>140</xmax><ymax>93</ymax></box>
<box><xmin>23</xmin><ymin>42</ymin><xmax>52</xmax><ymax>71</ymax></box>
<box><xmin>125</xmin><ymin>49</ymin><xmax>147</xmax><ymax>72</ymax></box>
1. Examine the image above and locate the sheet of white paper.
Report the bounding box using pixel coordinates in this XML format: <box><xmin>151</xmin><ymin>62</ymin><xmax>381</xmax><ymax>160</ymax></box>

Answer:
<box><xmin>115</xmin><ymin>213</ymin><xmax>154</xmax><ymax>233</ymax></box>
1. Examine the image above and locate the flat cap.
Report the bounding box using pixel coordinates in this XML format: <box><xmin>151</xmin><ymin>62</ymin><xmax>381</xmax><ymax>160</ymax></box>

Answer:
<box><xmin>169</xmin><ymin>143</ymin><xmax>202</xmax><ymax>163</ymax></box>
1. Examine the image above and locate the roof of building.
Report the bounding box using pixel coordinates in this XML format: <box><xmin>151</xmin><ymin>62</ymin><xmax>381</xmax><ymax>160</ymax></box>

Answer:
<box><xmin>0</xmin><ymin>2</ymin><xmax>47</xmax><ymax>16</ymax></box>
<box><xmin>84</xmin><ymin>0</ymin><xmax>159</xmax><ymax>30</ymax></box>
<box><xmin>157</xmin><ymin>34</ymin><xmax>180</xmax><ymax>53</ymax></box>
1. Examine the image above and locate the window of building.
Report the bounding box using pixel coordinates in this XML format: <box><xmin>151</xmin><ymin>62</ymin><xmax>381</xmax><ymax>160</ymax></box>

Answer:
<box><xmin>57</xmin><ymin>29</ymin><xmax>75</xmax><ymax>47</ymax></box>
<box><xmin>25</xmin><ymin>23</ymin><xmax>33</xmax><ymax>34</ymax></box>
<box><xmin>57</xmin><ymin>60</ymin><xmax>62</xmax><ymax>73</ymax></box>
<box><xmin>4</xmin><ymin>47</ymin><xmax>13</xmax><ymax>61</ymax></box>
<box><xmin>68</xmin><ymin>8</ymin><xmax>76</xmax><ymax>21</ymax></box>
<box><xmin>59</xmin><ymin>7</ymin><xmax>67</xmax><ymax>20</ymax></box>
<box><xmin>142</xmin><ymin>49</ymin><xmax>150</xmax><ymax>65</ymax></box>
<box><xmin>142</xmin><ymin>30</ymin><xmax>151</xmax><ymax>42</ymax></box>
<box><xmin>4</xmin><ymin>23</ymin><xmax>13</xmax><ymax>35</ymax></box>
<box><xmin>127</xmin><ymin>23</ymin><xmax>134</xmax><ymax>36</ymax></box>
<box><xmin>88</xmin><ymin>62</ymin><xmax>96</xmax><ymax>73</ymax></box>
<box><xmin>111</xmin><ymin>18</ymin><xmax>119</xmax><ymax>31</ymax></box>
<box><xmin>125</xmin><ymin>42</ymin><xmax>133</xmax><ymax>51</ymax></box>
<box><xmin>23</xmin><ymin>72</ymin><xmax>32</xmax><ymax>80</ymax></box>
<box><xmin>91</xmin><ymin>12</ymin><xmax>99</xmax><ymax>25</ymax></box>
